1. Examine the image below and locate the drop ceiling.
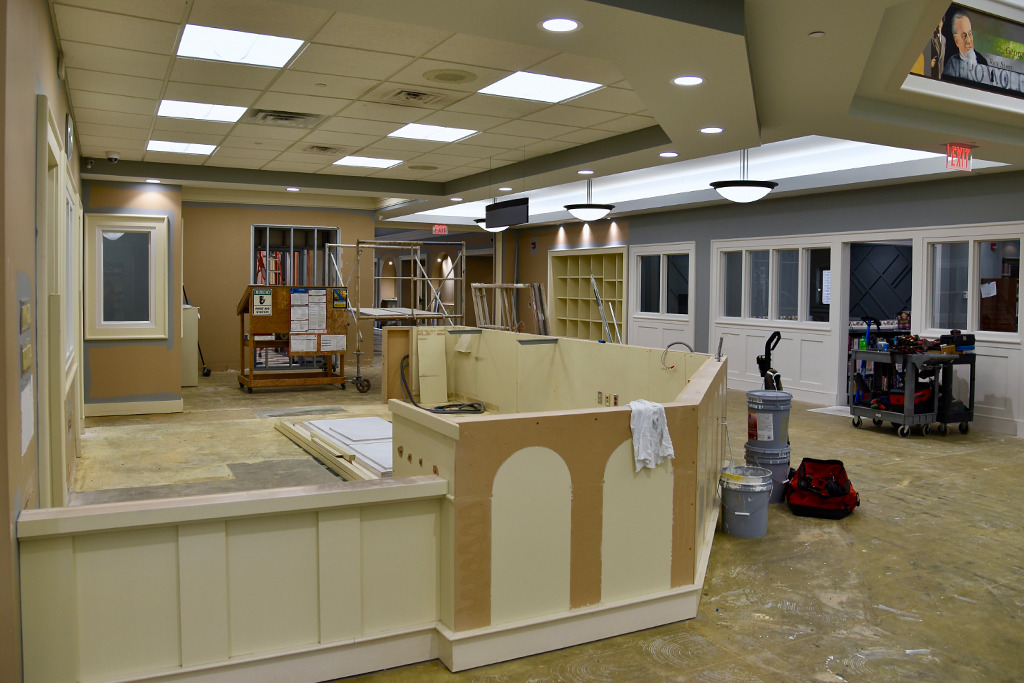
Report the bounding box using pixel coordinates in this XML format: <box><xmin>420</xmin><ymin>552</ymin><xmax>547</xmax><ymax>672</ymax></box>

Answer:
<box><xmin>53</xmin><ymin>0</ymin><xmax>1024</xmax><ymax>226</ymax></box>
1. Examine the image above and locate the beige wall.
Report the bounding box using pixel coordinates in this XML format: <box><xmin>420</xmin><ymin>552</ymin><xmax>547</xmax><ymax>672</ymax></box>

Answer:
<box><xmin>1</xmin><ymin>0</ymin><xmax>75</xmax><ymax>679</ymax></box>
<box><xmin>82</xmin><ymin>182</ymin><xmax>183</xmax><ymax>405</ymax></box>
<box><xmin>181</xmin><ymin>205</ymin><xmax>374</xmax><ymax>371</ymax></box>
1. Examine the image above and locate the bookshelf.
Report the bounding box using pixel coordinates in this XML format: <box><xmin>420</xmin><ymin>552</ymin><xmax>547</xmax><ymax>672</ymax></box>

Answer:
<box><xmin>548</xmin><ymin>247</ymin><xmax>627</xmax><ymax>342</ymax></box>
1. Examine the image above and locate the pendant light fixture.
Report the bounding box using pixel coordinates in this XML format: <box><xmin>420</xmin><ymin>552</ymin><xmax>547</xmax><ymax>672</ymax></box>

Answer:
<box><xmin>710</xmin><ymin>149</ymin><xmax>777</xmax><ymax>203</ymax></box>
<box><xmin>564</xmin><ymin>178</ymin><xmax>614</xmax><ymax>221</ymax></box>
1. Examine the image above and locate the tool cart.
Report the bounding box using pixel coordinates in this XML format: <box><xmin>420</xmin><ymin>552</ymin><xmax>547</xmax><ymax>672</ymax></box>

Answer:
<box><xmin>934</xmin><ymin>352</ymin><xmax>976</xmax><ymax>434</ymax></box>
<box><xmin>848</xmin><ymin>349</ymin><xmax>960</xmax><ymax>437</ymax></box>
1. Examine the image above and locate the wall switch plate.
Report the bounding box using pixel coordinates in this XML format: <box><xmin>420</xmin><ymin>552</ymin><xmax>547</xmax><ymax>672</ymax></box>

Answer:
<box><xmin>21</xmin><ymin>343</ymin><xmax>33</xmax><ymax>373</ymax></box>
<box><xmin>20</xmin><ymin>300</ymin><xmax>31</xmax><ymax>332</ymax></box>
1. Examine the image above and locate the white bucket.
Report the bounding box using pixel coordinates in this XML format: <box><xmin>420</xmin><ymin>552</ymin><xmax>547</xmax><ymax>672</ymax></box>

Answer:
<box><xmin>746</xmin><ymin>390</ymin><xmax>792</xmax><ymax>449</ymax></box>
<box><xmin>743</xmin><ymin>443</ymin><xmax>791</xmax><ymax>504</ymax></box>
<box><xmin>720</xmin><ymin>465</ymin><xmax>773</xmax><ymax>538</ymax></box>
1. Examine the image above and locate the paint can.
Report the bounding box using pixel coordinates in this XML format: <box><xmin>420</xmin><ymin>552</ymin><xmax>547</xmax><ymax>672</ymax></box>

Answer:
<box><xmin>746</xmin><ymin>390</ymin><xmax>792</xmax><ymax>448</ymax></box>
<box><xmin>720</xmin><ymin>465</ymin><xmax>773</xmax><ymax>538</ymax></box>
<box><xmin>744</xmin><ymin>443</ymin><xmax>791</xmax><ymax>503</ymax></box>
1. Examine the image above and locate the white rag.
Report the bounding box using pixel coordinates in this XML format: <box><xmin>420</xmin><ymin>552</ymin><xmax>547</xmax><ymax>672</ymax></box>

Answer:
<box><xmin>628</xmin><ymin>399</ymin><xmax>675</xmax><ymax>472</ymax></box>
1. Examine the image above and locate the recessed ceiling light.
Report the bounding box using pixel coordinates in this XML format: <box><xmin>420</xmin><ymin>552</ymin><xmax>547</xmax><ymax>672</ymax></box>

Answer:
<box><xmin>157</xmin><ymin>99</ymin><xmax>246</xmax><ymax>122</ymax></box>
<box><xmin>146</xmin><ymin>179</ymin><xmax>161</xmax><ymax>184</ymax></box>
<box><xmin>388</xmin><ymin>123</ymin><xmax>477</xmax><ymax>143</ymax></box>
<box><xmin>542</xmin><ymin>18</ymin><xmax>579</xmax><ymax>32</ymax></box>
<box><xmin>660</xmin><ymin>151</ymin><xmax>678</xmax><ymax>158</ymax></box>
<box><xmin>499</xmin><ymin>186</ymin><xmax>513</xmax><ymax>191</ymax></box>
<box><xmin>578</xmin><ymin>169</ymin><xmax>594</xmax><ymax>175</ymax></box>
<box><xmin>809</xmin><ymin>31</ymin><xmax>826</xmax><ymax>38</ymax></box>
<box><xmin>176</xmin><ymin>24</ymin><xmax>303</xmax><ymax>67</ymax></box>
<box><xmin>478</xmin><ymin>71</ymin><xmax>602</xmax><ymax>103</ymax></box>
<box><xmin>674</xmin><ymin>76</ymin><xmax>703</xmax><ymax>86</ymax></box>
<box><xmin>333</xmin><ymin>155</ymin><xmax>402</xmax><ymax>168</ymax></box>
<box><xmin>286</xmin><ymin>187</ymin><xmax>300</xmax><ymax>192</ymax></box>
<box><xmin>147</xmin><ymin>140</ymin><xmax>216</xmax><ymax>155</ymax></box>
<box><xmin>700</xmin><ymin>127</ymin><xmax>723</xmax><ymax>134</ymax></box>
<box><xmin>451</xmin><ymin>197</ymin><xmax>463</xmax><ymax>202</ymax></box>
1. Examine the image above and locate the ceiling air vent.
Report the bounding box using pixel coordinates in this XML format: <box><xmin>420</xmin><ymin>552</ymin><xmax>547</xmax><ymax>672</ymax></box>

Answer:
<box><xmin>242</xmin><ymin>109</ymin><xmax>327</xmax><ymax>129</ymax></box>
<box><xmin>384</xmin><ymin>89</ymin><xmax>446</xmax><ymax>106</ymax></box>
<box><xmin>302</xmin><ymin>144</ymin><xmax>347</xmax><ymax>155</ymax></box>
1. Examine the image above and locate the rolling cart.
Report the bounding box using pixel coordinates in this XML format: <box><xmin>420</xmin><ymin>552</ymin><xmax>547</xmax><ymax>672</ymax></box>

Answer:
<box><xmin>934</xmin><ymin>352</ymin><xmax>976</xmax><ymax>435</ymax></box>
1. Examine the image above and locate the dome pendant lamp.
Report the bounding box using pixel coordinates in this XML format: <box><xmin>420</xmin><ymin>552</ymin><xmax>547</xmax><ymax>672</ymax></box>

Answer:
<box><xmin>564</xmin><ymin>178</ymin><xmax>614</xmax><ymax>221</ymax></box>
<box><xmin>710</xmin><ymin>149</ymin><xmax>777</xmax><ymax>203</ymax></box>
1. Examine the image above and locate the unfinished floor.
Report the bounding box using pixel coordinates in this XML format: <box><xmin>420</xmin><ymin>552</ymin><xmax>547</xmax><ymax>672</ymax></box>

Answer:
<box><xmin>75</xmin><ymin>359</ymin><xmax>1024</xmax><ymax>681</ymax></box>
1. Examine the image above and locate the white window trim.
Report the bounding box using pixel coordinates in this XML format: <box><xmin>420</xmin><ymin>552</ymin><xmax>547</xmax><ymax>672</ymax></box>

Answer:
<box><xmin>85</xmin><ymin>213</ymin><xmax>169</xmax><ymax>340</ymax></box>
<box><xmin>629</xmin><ymin>241</ymin><xmax>694</xmax><ymax>321</ymax></box>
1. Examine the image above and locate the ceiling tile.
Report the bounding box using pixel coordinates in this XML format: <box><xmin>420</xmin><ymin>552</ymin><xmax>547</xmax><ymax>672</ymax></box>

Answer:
<box><xmin>204</xmin><ymin>155</ymin><xmax>268</xmax><ymax>169</ymax></box>
<box><xmin>387</xmin><ymin>58</ymin><xmax>508</xmax><ymax>94</ymax></box>
<box><xmin>361</xmin><ymin>138</ymin><xmax>446</xmax><ymax>154</ymax></box>
<box><xmin>228</xmin><ymin>123</ymin><xmax>309</xmax><ymax>141</ymax></box>
<box><xmin>335</xmin><ymin>101</ymin><xmax>430</xmax><ymax>125</ymax></box>
<box><xmin>555</xmin><ymin>128</ymin><xmax>617</xmax><ymax>145</ymax></box>
<box><xmin>370</xmin><ymin>165</ymin><xmax>456</xmax><ymax>180</ymax></box>
<box><xmin>489</xmin><ymin>120</ymin><xmax>578</xmax><ymax>140</ymax></box>
<box><xmin>148</xmin><ymin>129</ymin><xmax>225</xmax><ymax>146</ymax></box>
<box><xmin>79</xmin><ymin>146</ymin><xmax>144</xmax><ymax>161</ymax></box>
<box><xmin>300</xmin><ymin>129</ymin><xmax>381</xmax><ymax>148</ymax></box>
<box><xmin>258</xmin><ymin>160</ymin><xmax>331</xmax><ymax>173</ymax></box>
<box><xmin>54</xmin><ymin>0</ymin><xmax>187</xmax><ymax>23</ymax></box>
<box><xmin>79</xmin><ymin>135</ymin><xmax>147</xmax><ymax>152</ymax></box>
<box><xmin>218</xmin><ymin>136</ymin><xmax>293</xmax><ymax>152</ymax></box>
<box><xmin>71</xmin><ymin>90</ymin><xmax>157</xmax><ymax>116</ymax></box>
<box><xmin>143</xmin><ymin>151</ymin><xmax>210</xmax><ymax>165</ymax></box>
<box><xmin>406</xmin><ymin>152</ymin><xmax>483</xmax><ymax>167</ymax></box>
<box><xmin>73</xmin><ymin>108</ymin><xmax>154</xmax><ymax>129</ymax></box>
<box><xmin>208</xmin><ymin>147</ymin><xmax>280</xmax><ymax>161</ymax></box>
<box><xmin>426</xmin><ymin>142</ymin><xmax>506</xmax><ymax>159</ymax></box>
<box><xmin>446</xmin><ymin>93</ymin><xmax>548</xmax><ymax>118</ymax></box>
<box><xmin>152</xmin><ymin>118</ymin><xmax>235</xmax><ymax>136</ymax></box>
<box><xmin>254</xmin><ymin>92</ymin><xmax>350</xmax><ymax>116</ymax></box>
<box><xmin>417</xmin><ymin>110</ymin><xmax>509</xmax><ymax>132</ymax></box>
<box><xmin>319</xmin><ymin>165</ymin><xmax>377</xmax><ymax>177</ymax></box>
<box><xmin>566</xmin><ymin>87</ymin><xmax>647</xmax><ymax>114</ymax></box>
<box><xmin>469</xmin><ymin>131</ymin><xmax>543</xmax><ymax>149</ymax></box>
<box><xmin>524</xmin><ymin>105</ymin><xmax>621</xmax><ymax>128</ymax></box>
<box><xmin>60</xmin><ymin>41</ymin><xmax>170</xmax><ymax>79</ymax></box>
<box><xmin>291</xmin><ymin>44</ymin><xmax>413</xmax><ymax>81</ymax></box>
<box><xmin>270</xmin><ymin>71</ymin><xmax>377</xmax><ymax>100</ymax></box>
<box><xmin>164</xmin><ymin>82</ymin><xmax>261</xmax><ymax>107</ymax></box>
<box><xmin>523</xmin><ymin>140</ymin><xmax>575</xmax><ymax>156</ymax></box>
<box><xmin>186</xmin><ymin>0</ymin><xmax>331</xmax><ymax>39</ymax></box>
<box><xmin>170</xmin><ymin>59</ymin><xmax>278</xmax><ymax>90</ymax></box>
<box><xmin>312</xmin><ymin>12</ymin><xmax>451</xmax><ymax>56</ymax></box>
<box><xmin>268</xmin><ymin>152</ymin><xmax>338</xmax><ymax>165</ymax></box>
<box><xmin>529</xmin><ymin>53</ymin><xmax>625</xmax><ymax>85</ymax></box>
<box><xmin>76</xmin><ymin>122</ymin><xmax>150</xmax><ymax>140</ymax></box>
<box><xmin>66</xmin><ymin>68</ymin><xmax>164</xmax><ymax>100</ymax></box>
<box><xmin>53</xmin><ymin>5</ymin><xmax>179</xmax><ymax>54</ymax></box>
<box><xmin>424</xmin><ymin>34</ymin><xmax>555</xmax><ymax>71</ymax></box>
<box><xmin>592</xmin><ymin>115</ymin><xmax>658</xmax><ymax>134</ymax></box>
<box><xmin>317</xmin><ymin>116</ymin><xmax>398</xmax><ymax>136</ymax></box>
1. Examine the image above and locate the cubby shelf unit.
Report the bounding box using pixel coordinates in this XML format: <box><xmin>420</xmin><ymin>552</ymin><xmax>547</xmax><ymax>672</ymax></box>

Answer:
<box><xmin>549</xmin><ymin>247</ymin><xmax>627</xmax><ymax>342</ymax></box>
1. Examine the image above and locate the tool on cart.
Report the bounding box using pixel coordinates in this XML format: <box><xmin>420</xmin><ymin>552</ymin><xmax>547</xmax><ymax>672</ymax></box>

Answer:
<box><xmin>756</xmin><ymin>331</ymin><xmax>783</xmax><ymax>390</ymax></box>
<box><xmin>860</xmin><ymin>316</ymin><xmax>881</xmax><ymax>348</ymax></box>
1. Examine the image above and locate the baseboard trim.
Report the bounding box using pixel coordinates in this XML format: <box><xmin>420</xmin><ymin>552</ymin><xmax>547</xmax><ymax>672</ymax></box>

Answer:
<box><xmin>85</xmin><ymin>399</ymin><xmax>183</xmax><ymax>417</ymax></box>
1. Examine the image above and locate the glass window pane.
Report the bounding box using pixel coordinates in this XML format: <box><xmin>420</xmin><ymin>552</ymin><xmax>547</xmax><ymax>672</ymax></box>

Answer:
<box><xmin>102</xmin><ymin>231</ymin><xmax>150</xmax><ymax>322</ymax></box>
<box><xmin>979</xmin><ymin>239</ymin><xmax>1019</xmax><ymax>333</ymax></box>
<box><xmin>749</xmin><ymin>250</ymin><xmax>769</xmax><ymax>319</ymax></box>
<box><xmin>777</xmin><ymin>249</ymin><xmax>799</xmax><ymax>320</ymax></box>
<box><xmin>932</xmin><ymin>242</ymin><xmax>969</xmax><ymax>329</ymax></box>
<box><xmin>723</xmin><ymin>251</ymin><xmax>742</xmax><ymax>317</ymax></box>
<box><xmin>665</xmin><ymin>254</ymin><xmax>688</xmax><ymax>314</ymax></box>
<box><xmin>806</xmin><ymin>248</ymin><xmax>831</xmax><ymax>322</ymax></box>
<box><xmin>65</xmin><ymin>198</ymin><xmax>76</xmax><ymax>359</ymax></box>
<box><xmin>638</xmin><ymin>255</ymin><xmax>660</xmax><ymax>313</ymax></box>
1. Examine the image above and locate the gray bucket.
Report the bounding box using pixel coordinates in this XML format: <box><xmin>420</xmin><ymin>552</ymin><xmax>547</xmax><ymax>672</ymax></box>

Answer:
<box><xmin>746</xmin><ymin>390</ymin><xmax>792</xmax><ymax>448</ymax></box>
<box><xmin>720</xmin><ymin>465</ymin><xmax>773</xmax><ymax>538</ymax></box>
<box><xmin>744</xmin><ymin>443</ymin><xmax>791</xmax><ymax>504</ymax></box>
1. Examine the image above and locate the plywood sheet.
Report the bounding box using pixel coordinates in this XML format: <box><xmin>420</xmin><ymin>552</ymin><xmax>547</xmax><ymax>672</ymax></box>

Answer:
<box><xmin>417</xmin><ymin>328</ymin><xmax>448</xmax><ymax>405</ymax></box>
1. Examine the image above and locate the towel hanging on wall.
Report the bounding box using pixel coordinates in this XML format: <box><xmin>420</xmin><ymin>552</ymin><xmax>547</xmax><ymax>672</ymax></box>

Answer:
<box><xmin>628</xmin><ymin>399</ymin><xmax>675</xmax><ymax>472</ymax></box>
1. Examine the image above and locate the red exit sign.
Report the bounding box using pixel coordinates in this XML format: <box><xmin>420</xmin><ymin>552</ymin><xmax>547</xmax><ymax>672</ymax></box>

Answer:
<box><xmin>432</xmin><ymin>224</ymin><xmax>448</xmax><ymax>235</ymax></box>
<box><xmin>946</xmin><ymin>143</ymin><xmax>972</xmax><ymax>172</ymax></box>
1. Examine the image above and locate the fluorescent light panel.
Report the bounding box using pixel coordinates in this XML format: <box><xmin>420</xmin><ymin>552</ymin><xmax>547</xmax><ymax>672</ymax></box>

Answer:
<box><xmin>158</xmin><ymin>99</ymin><xmax>246</xmax><ymax>122</ymax></box>
<box><xmin>177</xmin><ymin>24</ymin><xmax>303</xmax><ymax>68</ymax></box>
<box><xmin>388</xmin><ymin>123</ymin><xmax>477</xmax><ymax>143</ymax></box>
<box><xmin>147</xmin><ymin>140</ymin><xmax>216</xmax><ymax>155</ymax></box>
<box><xmin>333</xmin><ymin>155</ymin><xmax>402</xmax><ymax>168</ymax></box>
<box><xmin>478</xmin><ymin>71</ymin><xmax>602</xmax><ymax>103</ymax></box>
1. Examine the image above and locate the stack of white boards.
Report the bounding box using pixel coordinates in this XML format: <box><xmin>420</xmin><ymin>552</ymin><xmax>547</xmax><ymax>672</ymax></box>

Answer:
<box><xmin>278</xmin><ymin>416</ymin><xmax>393</xmax><ymax>479</ymax></box>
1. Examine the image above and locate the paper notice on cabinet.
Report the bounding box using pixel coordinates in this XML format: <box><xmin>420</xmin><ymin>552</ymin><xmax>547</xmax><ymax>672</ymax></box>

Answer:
<box><xmin>291</xmin><ymin>290</ymin><xmax>308</xmax><ymax>306</ymax></box>
<box><xmin>320</xmin><ymin>335</ymin><xmax>347</xmax><ymax>351</ymax></box>
<box><xmin>980</xmin><ymin>280</ymin><xmax>997</xmax><ymax>298</ymax></box>
<box><xmin>290</xmin><ymin>334</ymin><xmax>317</xmax><ymax>353</ymax></box>
<box><xmin>308</xmin><ymin>289</ymin><xmax>327</xmax><ymax>302</ymax></box>
<box><xmin>291</xmin><ymin>306</ymin><xmax>308</xmax><ymax>321</ymax></box>
<box><xmin>291</xmin><ymin>317</ymin><xmax>308</xmax><ymax>332</ymax></box>
<box><xmin>308</xmin><ymin>301</ymin><xmax>327</xmax><ymax>333</ymax></box>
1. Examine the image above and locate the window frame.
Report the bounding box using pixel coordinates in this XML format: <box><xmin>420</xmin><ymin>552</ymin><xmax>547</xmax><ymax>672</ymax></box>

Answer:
<box><xmin>717</xmin><ymin>244</ymin><xmax>832</xmax><ymax>325</ymax></box>
<box><xmin>631</xmin><ymin>242</ymin><xmax>694</xmax><ymax>321</ymax></box>
<box><xmin>85</xmin><ymin>213</ymin><xmax>169</xmax><ymax>340</ymax></box>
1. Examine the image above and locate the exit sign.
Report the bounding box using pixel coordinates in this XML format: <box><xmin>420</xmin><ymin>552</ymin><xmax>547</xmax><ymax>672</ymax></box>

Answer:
<box><xmin>432</xmin><ymin>224</ymin><xmax>448</xmax><ymax>235</ymax></box>
<box><xmin>946</xmin><ymin>143</ymin><xmax>972</xmax><ymax>172</ymax></box>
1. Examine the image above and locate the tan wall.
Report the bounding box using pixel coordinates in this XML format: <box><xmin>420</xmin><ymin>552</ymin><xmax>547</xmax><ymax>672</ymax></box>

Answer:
<box><xmin>1</xmin><ymin>0</ymin><xmax>76</xmax><ymax>679</ymax></box>
<box><xmin>82</xmin><ymin>182</ymin><xmax>183</xmax><ymax>405</ymax></box>
<box><xmin>181</xmin><ymin>205</ymin><xmax>374</xmax><ymax>371</ymax></box>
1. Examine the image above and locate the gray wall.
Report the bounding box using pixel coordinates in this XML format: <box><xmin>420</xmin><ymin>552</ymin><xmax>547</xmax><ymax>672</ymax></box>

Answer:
<box><xmin>628</xmin><ymin>170</ymin><xmax>1024</xmax><ymax>351</ymax></box>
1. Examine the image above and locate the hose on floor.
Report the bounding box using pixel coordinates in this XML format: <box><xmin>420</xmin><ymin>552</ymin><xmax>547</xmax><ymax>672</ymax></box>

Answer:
<box><xmin>400</xmin><ymin>355</ymin><xmax>484</xmax><ymax>414</ymax></box>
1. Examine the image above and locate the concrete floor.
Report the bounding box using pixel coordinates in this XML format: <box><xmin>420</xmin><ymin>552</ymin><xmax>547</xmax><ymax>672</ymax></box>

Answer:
<box><xmin>74</xmin><ymin>359</ymin><xmax>1024</xmax><ymax>681</ymax></box>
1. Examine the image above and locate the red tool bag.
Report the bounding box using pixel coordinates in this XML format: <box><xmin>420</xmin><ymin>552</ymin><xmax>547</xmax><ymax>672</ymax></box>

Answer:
<box><xmin>785</xmin><ymin>458</ymin><xmax>860</xmax><ymax>519</ymax></box>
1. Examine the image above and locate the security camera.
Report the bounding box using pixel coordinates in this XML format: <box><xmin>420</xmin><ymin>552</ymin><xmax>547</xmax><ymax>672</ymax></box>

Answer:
<box><xmin>85</xmin><ymin>159</ymin><xmax>94</xmax><ymax>169</ymax></box>
<box><xmin>106</xmin><ymin>151</ymin><xmax>120</xmax><ymax>163</ymax></box>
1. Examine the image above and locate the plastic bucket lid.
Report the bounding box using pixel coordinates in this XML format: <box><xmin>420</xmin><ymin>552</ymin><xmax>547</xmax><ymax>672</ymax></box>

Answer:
<box><xmin>746</xmin><ymin>390</ymin><xmax>793</xmax><ymax>409</ymax></box>
<box><xmin>720</xmin><ymin>465</ymin><xmax>773</xmax><ymax>491</ymax></box>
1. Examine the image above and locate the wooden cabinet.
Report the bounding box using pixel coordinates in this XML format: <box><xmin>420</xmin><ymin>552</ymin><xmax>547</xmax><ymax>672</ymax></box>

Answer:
<box><xmin>548</xmin><ymin>247</ymin><xmax>626</xmax><ymax>342</ymax></box>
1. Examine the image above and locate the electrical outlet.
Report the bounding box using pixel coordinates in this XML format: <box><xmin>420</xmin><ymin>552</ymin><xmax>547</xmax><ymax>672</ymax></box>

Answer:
<box><xmin>21</xmin><ymin>343</ymin><xmax>33</xmax><ymax>373</ymax></box>
<box><xmin>597</xmin><ymin>391</ymin><xmax>603</xmax><ymax>405</ymax></box>
<box><xmin>20</xmin><ymin>300</ymin><xmax>31</xmax><ymax>332</ymax></box>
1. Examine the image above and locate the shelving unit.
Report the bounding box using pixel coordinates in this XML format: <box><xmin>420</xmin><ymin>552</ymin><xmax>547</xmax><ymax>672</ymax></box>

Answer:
<box><xmin>548</xmin><ymin>247</ymin><xmax>626</xmax><ymax>342</ymax></box>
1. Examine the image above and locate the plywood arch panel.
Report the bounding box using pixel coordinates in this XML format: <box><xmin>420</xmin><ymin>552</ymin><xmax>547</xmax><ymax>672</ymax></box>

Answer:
<box><xmin>490</xmin><ymin>447</ymin><xmax>571</xmax><ymax>625</ymax></box>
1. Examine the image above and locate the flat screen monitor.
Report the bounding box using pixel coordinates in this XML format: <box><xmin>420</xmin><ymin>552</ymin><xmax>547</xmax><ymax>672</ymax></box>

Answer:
<box><xmin>485</xmin><ymin>197</ymin><xmax>529</xmax><ymax>230</ymax></box>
